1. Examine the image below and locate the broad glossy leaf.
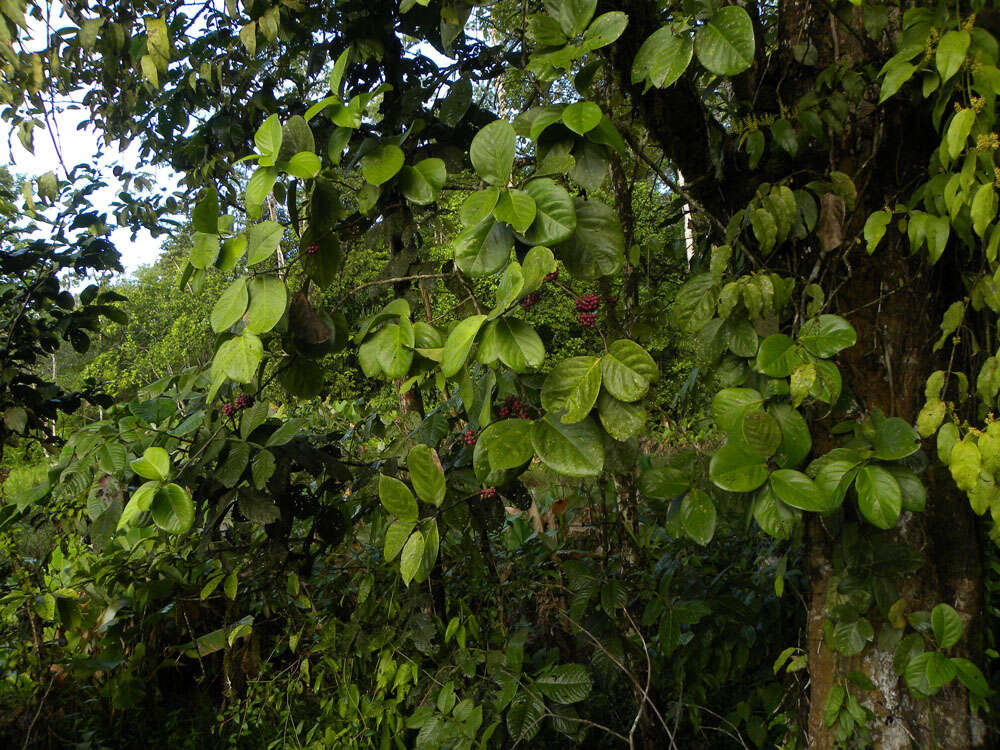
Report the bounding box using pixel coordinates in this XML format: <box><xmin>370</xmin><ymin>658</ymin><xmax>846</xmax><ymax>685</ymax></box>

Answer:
<box><xmin>695</xmin><ymin>6</ymin><xmax>755</xmax><ymax>76</ymax></box>
<box><xmin>150</xmin><ymin>483</ymin><xmax>195</xmax><ymax>535</ymax></box>
<box><xmin>543</xmin><ymin>0</ymin><xmax>596</xmax><ymax>37</ymax></box>
<box><xmin>930</xmin><ymin>603</ymin><xmax>963</xmax><ymax>649</ymax></box>
<box><xmin>384</xmin><ymin>519</ymin><xmax>413</xmax><ymax>561</ymax></box>
<box><xmin>495</xmin><ymin>318</ymin><xmax>545</xmax><ymax>371</ymax></box>
<box><xmin>481</xmin><ymin>419</ymin><xmax>534</xmax><ymax>471</ymax></box>
<box><xmin>638</xmin><ymin>466</ymin><xmax>689</xmax><ymax>499</ymax></box>
<box><xmin>680</xmin><ymin>489</ymin><xmax>717</xmax><ymax>545</ymax></box>
<box><xmin>855</xmin><ymin>465</ymin><xmax>902</xmax><ymax>529</ymax></box>
<box><xmin>558</xmin><ymin>199</ymin><xmax>624</xmax><ymax>280</ymax></box>
<box><xmin>493</xmin><ymin>189</ymin><xmax>537</xmax><ymax>234</ymax></box>
<box><xmin>531</xmin><ymin>414</ymin><xmax>604</xmax><ymax>477</ymax></box>
<box><xmin>871</xmin><ymin>417</ymin><xmax>920</xmax><ymax>460</ymax></box>
<box><xmin>454</xmin><ymin>218</ymin><xmax>513</xmax><ymax>276</ymax></box>
<box><xmin>399</xmin><ymin>158</ymin><xmax>447</xmax><ymax>205</ymax></box>
<box><xmin>769</xmin><ymin>404</ymin><xmax>812</xmax><ymax>468</ymax></box>
<box><xmin>407</xmin><ymin>445</ymin><xmax>446</xmax><ymax>507</ymax></box>
<box><xmin>379</xmin><ymin>475</ymin><xmax>417</xmax><ymax>522</ymax></box>
<box><xmin>470</xmin><ymin>120</ymin><xmax>516</xmax><ymax>186</ymax></box>
<box><xmin>521</xmin><ymin>245</ymin><xmax>557</xmax><ymax>295</ymax></box>
<box><xmin>561</xmin><ymin>101</ymin><xmax>602</xmax><ymax>135</ymax></box>
<box><xmin>601</xmin><ymin>339</ymin><xmax>657</xmax><ymax>402</ymax></box>
<box><xmin>441</xmin><ymin>314</ymin><xmax>487</xmax><ymax>377</ymax></box>
<box><xmin>214</xmin><ymin>332</ymin><xmax>264</xmax><ymax>384</ymax></box>
<box><xmin>461</xmin><ymin>187</ymin><xmax>501</xmax><ymax>226</ymax></box>
<box><xmin>245</xmin><ymin>275</ymin><xmax>287</xmax><ymax>334</ymax></box>
<box><xmin>247</xmin><ymin>221</ymin><xmax>283</xmax><ymax>264</ymax></box>
<box><xmin>400</xmin><ymin>530</ymin><xmax>425</xmax><ymax>585</ymax></box>
<box><xmin>360</xmin><ymin>144</ymin><xmax>405</xmax><ymax>185</ymax></box>
<box><xmin>936</xmin><ymin>30</ymin><xmax>969</xmax><ymax>83</ymax></box>
<box><xmin>769</xmin><ymin>469</ymin><xmax>832</xmax><ymax>512</ymax></box>
<box><xmin>753</xmin><ymin>485</ymin><xmax>801</xmax><ymax>539</ymax></box>
<box><xmin>534</xmin><ymin>663</ymin><xmax>592</xmax><ymax>703</ymax></box>
<box><xmin>190</xmin><ymin>232</ymin><xmax>221</xmax><ymax>269</ymax></box>
<box><xmin>798</xmin><ymin>315</ymin><xmax>857</xmax><ymax>358</ymax></box>
<box><xmin>632</xmin><ymin>27</ymin><xmax>693</xmax><ymax>89</ymax></box>
<box><xmin>709</xmin><ymin>443</ymin><xmax>768</xmax><ymax>492</ymax></box>
<box><xmin>597</xmin><ymin>391</ymin><xmax>646</xmax><ymax>440</ymax></box>
<box><xmin>541</xmin><ymin>356</ymin><xmax>602</xmax><ymax>423</ymax></box>
<box><xmin>519</xmin><ymin>178</ymin><xmax>577</xmax><ymax>246</ymax></box>
<box><xmin>131</xmin><ymin>446</ymin><xmax>170</xmax><ymax>481</ymax></box>
<box><xmin>210</xmin><ymin>277</ymin><xmax>249</xmax><ymax>333</ymax></box>
<box><xmin>738</xmin><ymin>409</ymin><xmax>781</xmax><ymax>457</ymax></box>
<box><xmin>755</xmin><ymin>334</ymin><xmax>802</xmax><ymax>376</ymax></box>
<box><xmin>711</xmin><ymin>388</ymin><xmax>763</xmax><ymax>434</ymax></box>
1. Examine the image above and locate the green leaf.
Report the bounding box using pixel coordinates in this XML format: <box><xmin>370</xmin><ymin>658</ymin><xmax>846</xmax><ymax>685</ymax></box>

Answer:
<box><xmin>936</xmin><ymin>29</ymin><xmax>970</xmax><ymax>83</ymax></box>
<box><xmin>946</xmin><ymin>108</ymin><xmax>975</xmax><ymax>160</ymax></box>
<box><xmin>871</xmin><ymin>417</ymin><xmax>920</xmax><ymax>460</ymax></box>
<box><xmin>213</xmin><ymin>332</ymin><xmax>263</xmax><ymax>383</ymax></box>
<box><xmin>695</xmin><ymin>6</ymin><xmax>755</xmax><ymax>76</ymax></box>
<box><xmin>738</xmin><ymin>409</ymin><xmax>781</xmax><ymax>457</ymax></box>
<box><xmin>400</xmin><ymin>529</ymin><xmax>425</xmax><ymax>586</ymax></box>
<box><xmin>441</xmin><ymin>314</ymin><xmax>487</xmax><ymax>377</ymax></box>
<box><xmin>461</xmin><ymin>187</ymin><xmax>501</xmax><ymax>226</ymax></box>
<box><xmin>470</xmin><ymin>120</ymin><xmax>516</xmax><ymax>186</ymax></box>
<box><xmin>631</xmin><ymin>27</ymin><xmax>693</xmax><ymax>89</ymax></box>
<box><xmin>879</xmin><ymin>61</ymin><xmax>916</xmax><ymax>103</ymax></box>
<box><xmin>531</xmin><ymin>414</ymin><xmax>604</xmax><ymax>477</ymax></box>
<box><xmin>192</xmin><ymin>187</ymin><xmax>219</xmax><ymax>234</ymax></box>
<box><xmin>131</xmin><ymin>447</ymin><xmax>170</xmax><ymax>481</ymax></box>
<box><xmin>254</xmin><ymin>114</ymin><xmax>282</xmax><ymax>159</ymax></box>
<box><xmin>384</xmin><ymin>519</ymin><xmax>413</xmax><ymax>562</ymax></box>
<box><xmin>407</xmin><ymin>445</ymin><xmax>446</xmax><ymax>507</ymax></box>
<box><xmin>379</xmin><ymin>475</ymin><xmax>417</xmax><ymax>522</ymax></box>
<box><xmin>753</xmin><ymin>485</ymin><xmax>801</xmax><ymax>539</ymax></box>
<box><xmin>481</xmin><ymin>419</ymin><xmax>534</xmax><ymax>472</ymax></box>
<box><xmin>190</xmin><ymin>232</ymin><xmax>221</xmax><ymax>269</ymax></box>
<box><xmin>824</xmin><ymin>685</ymin><xmax>845</xmax><ymax>728</ymax></box>
<box><xmin>520</xmin><ymin>246</ymin><xmax>557</xmax><ymax>295</ymax></box>
<box><xmin>217</xmin><ymin>235</ymin><xmax>247</xmax><ymax>273</ymax></box>
<box><xmin>535</xmin><ymin>664</ymin><xmax>592</xmax><ymax>703</ymax></box>
<box><xmin>905</xmin><ymin>651</ymin><xmax>956</xmax><ymax>695</ymax></box>
<box><xmin>282</xmin><ymin>152</ymin><xmax>320</xmax><ymax>179</ymax></box>
<box><xmin>519</xmin><ymin>178</ymin><xmax>577</xmax><ymax>246</ymax></box>
<box><xmin>119</xmin><ymin>481</ymin><xmax>160</xmax><ymax>529</ymax></box>
<box><xmin>971</xmin><ymin>182</ymin><xmax>997</xmax><ymax>238</ymax></box>
<box><xmin>247</xmin><ymin>221</ymin><xmax>284</xmax><ymax>265</ymax></box>
<box><xmin>755</xmin><ymin>334</ymin><xmax>803</xmax><ymax>376</ymax></box>
<box><xmin>581</xmin><ymin>11</ymin><xmax>628</xmax><ymax>50</ymax></box>
<box><xmin>491</xmin><ymin>262</ymin><xmax>524</xmax><ymax>317</ymax></box>
<box><xmin>150</xmin><ymin>483</ymin><xmax>195</xmax><ymax>535</ymax></box>
<box><xmin>495</xmin><ymin>318</ymin><xmax>545</xmax><ymax>371</ymax></box>
<box><xmin>493</xmin><ymin>188</ymin><xmax>537</xmax><ymax>234</ymax></box>
<box><xmin>832</xmin><ymin>618</ymin><xmax>874</xmax><ymax>657</ymax></box>
<box><xmin>639</xmin><ymin>466</ymin><xmax>689</xmax><ymax>500</ymax></box>
<box><xmin>864</xmin><ymin>210</ymin><xmax>891</xmax><ymax>254</ymax></box>
<box><xmin>440</xmin><ymin>76</ymin><xmax>473</xmax><ymax>127</ymax></box>
<box><xmin>558</xmin><ymin>199</ymin><xmax>625</xmax><ymax>280</ymax></box>
<box><xmin>601</xmin><ymin>339</ymin><xmax>658</xmax><ymax>402</ymax></box>
<box><xmin>931</xmin><ymin>603</ymin><xmax>963</xmax><ymax>649</ymax></box>
<box><xmin>769</xmin><ymin>404</ymin><xmax>812</xmax><ymax>469</ymax></box>
<box><xmin>709</xmin><ymin>444</ymin><xmax>768</xmax><ymax>492</ymax></box>
<box><xmin>855</xmin><ymin>465</ymin><xmax>902</xmax><ymax>529</ymax></box>
<box><xmin>360</xmin><ymin>144</ymin><xmax>405</xmax><ymax>185</ymax></box>
<box><xmin>210</xmin><ymin>278</ymin><xmax>248</xmax><ymax>333</ymax></box>
<box><xmin>454</xmin><ymin>218</ymin><xmax>513</xmax><ymax>276</ymax></box>
<box><xmin>543</xmin><ymin>0</ymin><xmax>596</xmax><ymax>37</ymax></box>
<box><xmin>561</xmin><ymin>101</ymin><xmax>602</xmax><ymax>135</ymax></box>
<box><xmin>711</xmin><ymin>388</ymin><xmax>764</xmax><ymax>434</ymax></box>
<box><xmin>399</xmin><ymin>158</ymin><xmax>447</xmax><ymax>205</ymax></box>
<box><xmin>264</xmin><ymin>418</ymin><xmax>304</xmax><ymax>447</ymax></box>
<box><xmin>798</xmin><ymin>315</ymin><xmax>857</xmax><ymax>358</ymax></box>
<box><xmin>246</xmin><ymin>166</ymin><xmax>277</xmax><ymax>219</ymax></box>
<box><xmin>951</xmin><ymin>657</ymin><xmax>988</xmax><ymax>696</ymax></box>
<box><xmin>769</xmin><ymin>469</ymin><xmax>832</xmax><ymax>512</ymax></box>
<box><xmin>245</xmin><ymin>275</ymin><xmax>287</xmax><ymax>334</ymax></box>
<box><xmin>680</xmin><ymin>489</ymin><xmax>717</xmax><ymax>545</ymax></box>
<box><xmin>597</xmin><ymin>391</ymin><xmax>646</xmax><ymax>441</ymax></box>
<box><xmin>542</xmin><ymin>356</ymin><xmax>602</xmax><ymax>423</ymax></box>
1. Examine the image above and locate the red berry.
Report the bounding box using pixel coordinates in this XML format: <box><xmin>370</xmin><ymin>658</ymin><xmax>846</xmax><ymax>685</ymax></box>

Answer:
<box><xmin>306</xmin><ymin>243</ymin><xmax>319</xmax><ymax>255</ymax></box>
<box><xmin>520</xmin><ymin>291</ymin><xmax>540</xmax><ymax>310</ymax></box>
<box><xmin>462</xmin><ymin>428</ymin><xmax>477</xmax><ymax>446</ymax></box>
<box><xmin>234</xmin><ymin>394</ymin><xmax>254</xmax><ymax>410</ymax></box>
<box><xmin>545</xmin><ymin>269</ymin><xmax>558</xmax><ymax>282</ymax></box>
<box><xmin>578</xmin><ymin>312</ymin><xmax>596</xmax><ymax>327</ymax></box>
<box><xmin>222</xmin><ymin>402</ymin><xmax>237</xmax><ymax>418</ymax></box>
<box><xmin>481</xmin><ymin>487</ymin><xmax>497</xmax><ymax>499</ymax></box>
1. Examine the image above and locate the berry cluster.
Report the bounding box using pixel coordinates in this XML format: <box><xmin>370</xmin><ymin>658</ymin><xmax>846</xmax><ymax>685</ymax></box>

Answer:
<box><xmin>544</xmin><ymin>269</ymin><xmax>559</xmax><ymax>282</ymax></box>
<box><xmin>497</xmin><ymin>395</ymin><xmax>530</xmax><ymax>420</ymax></box>
<box><xmin>306</xmin><ymin>243</ymin><xmax>319</xmax><ymax>255</ymax></box>
<box><xmin>520</xmin><ymin>291</ymin><xmax>540</xmax><ymax>310</ymax></box>
<box><xmin>575</xmin><ymin>293</ymin><xmax>600</xmax><ymax>327</ymax></box>
<box><xmin>222</xmin><ymin>394</ymin><xmax>255</xmax><ymax>418</ymax></box>
<box><xmin>480</xmin><ymin>486</ymin><xmax>497</xmax><ymax>499</ymax></box>
<box><xmin>462</xmin><ymin>428</ymin><xmax>477</xmax><ymax>446</ymax></box>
